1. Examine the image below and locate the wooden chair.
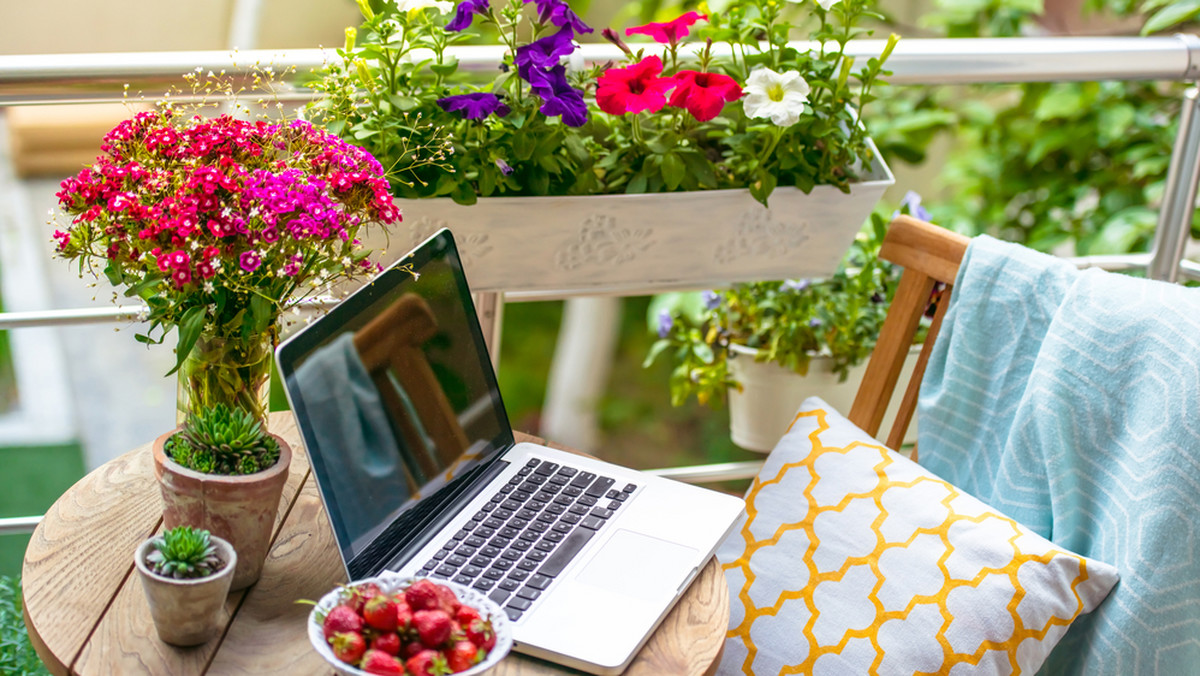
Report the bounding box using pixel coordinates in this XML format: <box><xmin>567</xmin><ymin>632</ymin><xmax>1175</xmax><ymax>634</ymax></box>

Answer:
<box><xmin>352</xmin><ymin>293</ymin><xmax>472</xmax><ymax>476</ymax></box>
<box><xmin>848</xmin><ymin>215</ymin><xmax>969</xmax><ymax>456</ymax></box>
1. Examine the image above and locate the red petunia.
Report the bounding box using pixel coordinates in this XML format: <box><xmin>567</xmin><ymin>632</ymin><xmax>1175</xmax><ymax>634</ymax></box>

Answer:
<box><xmin>668</xmin><ymin>70</ymin><xmax>743</xmax><ymax>122</ymax></box>
<box><xmin>626</xmin><ymin>11</ymin><xmax>707</xmax><ymax>46</ymax></box>
<box><xmin>596</xmin><ymin>55</ymin><xmax>675</xmax><ymax>115</ymax></box>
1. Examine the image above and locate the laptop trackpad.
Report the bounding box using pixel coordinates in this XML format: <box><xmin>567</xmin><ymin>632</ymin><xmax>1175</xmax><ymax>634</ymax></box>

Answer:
<box><xmin>576</xmin><ymin>529</ymin><xmax>698</xmax><ymax>599</ymax></box>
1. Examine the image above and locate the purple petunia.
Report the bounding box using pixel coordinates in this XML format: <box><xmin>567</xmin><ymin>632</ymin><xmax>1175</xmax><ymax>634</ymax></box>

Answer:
<box><xmin>780</xmin><ymin>278</ymin><xmax>810</xmax><ymax>293</ymax></box>
<box><xmin>445</xmin><ymin>0</ymin><xmax>490</xmax><ymax>32</ymax></box>
<box><xmin>896</xmin><ymin>190</ymin><xmax>932</xmax><ymax>221</ymax></box>
<box><xmin>495</xmin><ymin>158</ymin><xmax>513</xmax><ymax>175</ymax></box>
<box><xmin>515</xmin><ymin>26</ymin><xmax>577</xmax><ymax>80</ymax></box>
<box><xmin>529</xmin><ymin>0</ymin><xmax>592</xmax><ymax>35</ymax></box>
<box><xmin>701</xmin><ymin>290</ymin><xmax>721</xmax><ymax>310</ymax></box>
<box><xmin>525</xmin><ymin>64</ymin><xmax>589</xmax><ymax>127</ymax></box>
<box><xmin>436</xmin><ymin>93</ymin><xmax>511</xmax><ymax>120</ymax></box>
<box><xmin>657</xmin><ymin>309</ymin><xmax>674</xmax><ymax>338</ymax></box>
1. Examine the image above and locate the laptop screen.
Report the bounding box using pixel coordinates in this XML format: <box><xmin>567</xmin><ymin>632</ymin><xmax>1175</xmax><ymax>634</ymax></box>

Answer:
<box><xmin>276</xmin><ymin>229</ymin><xmax>514</xmax><ymax>574</ymax></box>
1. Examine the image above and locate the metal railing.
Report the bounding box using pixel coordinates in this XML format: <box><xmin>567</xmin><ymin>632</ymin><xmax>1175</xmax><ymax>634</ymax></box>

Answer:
<box><xmin>2</xmin><ymin>35</ymin><xmax>1199</xmax><ymax>530</ymax></box>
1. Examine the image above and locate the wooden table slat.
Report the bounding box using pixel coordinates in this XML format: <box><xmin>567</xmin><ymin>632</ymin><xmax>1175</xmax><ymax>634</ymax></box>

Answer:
<box><xmin>207</xmin><ymin>471</ymin><xmax>347</xmax><ymax>674</ymax></box>
<box><xmin>21</xmin><ymin>444</ymin><xmax>163</xmax><ymax>674</ymax></box>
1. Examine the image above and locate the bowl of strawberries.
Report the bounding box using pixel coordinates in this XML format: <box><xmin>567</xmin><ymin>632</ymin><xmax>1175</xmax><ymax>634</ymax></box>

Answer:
<box><xmin>308</xmin><ymin>572</ymin><xmax>513</xmax><ymax>675</ymax></box>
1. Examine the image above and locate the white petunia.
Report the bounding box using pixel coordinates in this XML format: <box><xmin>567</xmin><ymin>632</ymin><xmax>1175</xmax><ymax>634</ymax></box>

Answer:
<box><xmin>391</xmin><ymin>0</ymin><xmax>453</xmax><ymax>14</ymax></box>
<box><xmin>742</xmin><ymin>67</ymin><xmax>811</xmax><ymax>128</ymax></box>
<box><xmin>815</xmin><ymin>0</ymin><xmax>840</xmax><ymax>9</ymax></box>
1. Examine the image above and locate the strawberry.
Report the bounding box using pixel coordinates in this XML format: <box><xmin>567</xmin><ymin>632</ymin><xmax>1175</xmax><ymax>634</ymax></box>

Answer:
<box><xmin>405</xmin><ymin>578</ymin><xmax>442</xmax><ymax>611</ymax></box>
<box><xmin>323</xmin><ymin>605</ymin><xmax>364</xmax><ymax>639</ymax></box>
<box><xmin>349</xmin><ymin>582</ymin><xmax>383</xmax><ymax>614</ymax></box>
<box><xmin>396</xmin><ymin>600</ymin><xmax>414</xmax><ymax>632</ymax></box>
<box><xmin>371</xmin><ymin>631</ymin><xmax>403</xmax><ymax>656</ymax></box>
<box><xmin>445</xmin><ymin>639</ymin><xmax>484</xmax><ymax>673</ymax></box>
<box><xmin>455</xmin><ymin>605</ymin><xmax>481</xmax><ymax>627</ymax></box>
<box><xmin>329</xmin><ymin>631</ymin><xmax>366</xmax><ymax>665</ymax></box>
<box><xmin>361</xmin><ymin>649</ymin><xmax>406</xmax><ymax>675</ymax></box>
<box><xmin>464</xmin><ymin>618</ymin><xmax>496</xmax><ymax>653</ymax></box>
<box><xmin>413</xmin><ymin>609</ymin><xmax>453</xmax><ymax>648</ymax></box>
<box><xmin>403</xmin><ymin>638</ymin><xmax>427</xmax><ymax>659</ymax></box>
<box><xmin>432</xmin><ymin>583</ymin><xmax>461</xmax><ymax>615</ymax></box>
<box><xmin>363</xmin><ymin>594</ymin><xmax>400</xmax><ymax>632</ymax></box>
<box><xmin>406</xmin><ymin>649</ymin><xmax>450</xmax><ymax>676</ymax></box>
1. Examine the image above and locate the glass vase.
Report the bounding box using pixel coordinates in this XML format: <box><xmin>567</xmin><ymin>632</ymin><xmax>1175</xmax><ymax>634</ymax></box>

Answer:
<box><xmin>176</xmin><ymin>333</ymin><xmax>274</xmax><ymax>429</ymax></box>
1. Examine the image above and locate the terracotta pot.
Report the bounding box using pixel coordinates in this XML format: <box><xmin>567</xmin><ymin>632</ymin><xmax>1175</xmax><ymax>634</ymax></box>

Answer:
<box><xmin>134</xmin><ymin>534</ymin><xmax>237</xmax><ymax>646</ymax></box>
<box><xmin>152</xmin><ymin>430</ymin><xmax>292</xmax><ymax>591</ymax></box>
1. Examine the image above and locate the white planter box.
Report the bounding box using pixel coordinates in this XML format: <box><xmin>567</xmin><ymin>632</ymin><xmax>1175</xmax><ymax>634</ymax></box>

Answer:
<box><xmin>727</xmin><ymin>343</ymin><xmax>921</xmax><ymax>453</ymax></box>
<box><xmin>369</xmin><ymin>143</ymin><xmax>894</xmax><ymax>297</ymax></box>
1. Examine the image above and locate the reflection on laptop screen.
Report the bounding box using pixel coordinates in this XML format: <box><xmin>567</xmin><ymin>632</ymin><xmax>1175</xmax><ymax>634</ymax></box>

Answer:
<box><xmin>279</xmin><ymin>230</ymin><xmax>512</xmax><ymax>567</ymax></box>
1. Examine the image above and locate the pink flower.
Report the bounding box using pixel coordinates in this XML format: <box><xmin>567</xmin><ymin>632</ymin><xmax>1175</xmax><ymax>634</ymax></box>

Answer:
<box><xmin>668</xmin><ymin>70</ymin><xmax>743</xmax><ymax>122</ymax></box>
<box><xmin>596</xmin><ymin>56</ymin><xmax>674</xmax><ymax>115</ymax></box>
<box><xmin>172</xmin><ymin>267</ymin><xmax>192</xmax><ymax>287</ymax></box>
<box><xmin>196</xmin><ymin>261</ymin><xmax>217</xmax><ymax>279</ymax></box>
<box><xmin>239</xmin><ymin>250</ymin><xmax>262</xmax><ymax>272</ymax></box>
<box><xmin>108</xmin><ymin>194</ymin><xmax>133</xmax><ymax>212</ymax></box>
<box><xmin>52</xmin><ymin>230</ymin><xmax>71</xmax><ymax>250</ymax></box>
<box><xmin>626</xmin><ymin>12</ymin><xmax>706</xmax><ymax>46</ymax></box>
<box><xmin>165</xmin><ymin>250</ymin><xmax>190</xmax><ymax>270</ymax></box>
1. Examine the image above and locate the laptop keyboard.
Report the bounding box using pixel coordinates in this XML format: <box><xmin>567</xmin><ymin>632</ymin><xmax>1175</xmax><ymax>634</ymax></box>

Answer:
<box><xmin>417</xmin><ymin>458</ymin><xmax>637</xmax><ymax>622</ymax></box>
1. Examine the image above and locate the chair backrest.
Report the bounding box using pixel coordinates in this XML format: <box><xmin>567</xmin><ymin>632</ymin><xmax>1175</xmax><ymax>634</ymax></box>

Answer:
<box><xmin>848</xmin><ymin>215</ymin><xmax>969</xmax><ymax>452</ymax></box>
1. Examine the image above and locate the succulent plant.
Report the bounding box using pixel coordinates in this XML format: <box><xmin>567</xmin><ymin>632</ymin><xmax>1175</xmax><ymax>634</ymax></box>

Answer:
<box><xmin>146</xmin><ymin>526</ymin><xmax>223</xmax><ymax>579</ymax></box>
<box><xmin>166</xmin><ymin>403</ymin><xmax>280</xmax><ymax>475</ymax></box>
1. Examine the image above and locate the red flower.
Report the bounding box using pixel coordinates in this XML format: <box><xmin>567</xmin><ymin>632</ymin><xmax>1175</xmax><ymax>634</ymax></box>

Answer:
<box><xmin>668</xmin><ymin>70</ymin><xmax>743</xmax><ymax>122</ymax></box>
<box><xmin>626</xmin><ymin>11</ymin><xmax>707</xmax><ymax>46</ymax></box>
<box><xmin>596</xmin><ymin>56</ymin><xmax>675</xmax><ymax>115</ymax></box>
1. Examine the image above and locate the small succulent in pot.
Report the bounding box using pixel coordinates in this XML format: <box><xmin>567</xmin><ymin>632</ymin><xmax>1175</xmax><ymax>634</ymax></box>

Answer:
<box><xmin>165</xmin><ymin>403</ymin><xmax>281</xmax><ymax>475</ymax></box>
<box><xmin>145</xmin><ymin>526</ymin><xmax>225</xmax><ymax>579</ymax></box>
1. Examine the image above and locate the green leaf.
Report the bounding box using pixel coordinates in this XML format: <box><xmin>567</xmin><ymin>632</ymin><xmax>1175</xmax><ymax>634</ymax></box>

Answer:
<box><xmin>642</xmin><ymin>339</ymin><xmax>672</xmax><ymax>368</ymax></box>
<box><xmin>167</xmin><ymin>306</ymin><xmax>206</xmax><ymax>377</ymax></box>
<box><xmin>1142</xmin><ymin>0</ymin><xmax>1200</xmax><ymax>34</ymax></box>
<box><xmin>512</xmin><ymin>133</ymin><xmax>535</xmax><ymax>161</ymax></box>
<box><xmin>430</xmin><ymin>56</ymin><xmax>460</xmax><ymax>77</ymax></box>
<box><xmin>661</xmin><ymin>153</ymin><xmax>685</xmax><ymax>191</ymax></box>
<box><xmin>1034</xmin><ymin>87</ymin><xmax>1085</xmax><ymax>121</ymax></box>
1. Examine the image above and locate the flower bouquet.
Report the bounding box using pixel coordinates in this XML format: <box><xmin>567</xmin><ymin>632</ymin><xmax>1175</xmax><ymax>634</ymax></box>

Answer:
<box><xmin>307</xmin><ymin>0</ymin><xmax>897</xmax><ymax>206</ymax></box>
<box><xmin>52</xmin><ymin>93</ymin><xmax>403</xmax><ymax>424</ymax></box>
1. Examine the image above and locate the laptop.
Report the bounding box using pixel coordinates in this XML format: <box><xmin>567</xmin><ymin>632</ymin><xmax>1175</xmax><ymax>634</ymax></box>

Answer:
<box><xmin>276</xmin><ymin>228</ymin><xmax>745</xmax><ymax>675</ymax></box>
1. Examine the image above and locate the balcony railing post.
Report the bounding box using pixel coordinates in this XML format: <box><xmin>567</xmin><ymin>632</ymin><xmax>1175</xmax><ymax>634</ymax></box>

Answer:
<box><xmin>1149</xmin><ymin>85</ymin><xmax>1200</xmax><ymax>282</ymax></box>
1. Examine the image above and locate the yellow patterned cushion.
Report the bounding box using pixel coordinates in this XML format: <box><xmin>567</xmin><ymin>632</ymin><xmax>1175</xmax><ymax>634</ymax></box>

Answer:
<box><xmin>716</xmin><ymin>397</ymin><xmax>1119</xmax><ymax>675</ymax></box>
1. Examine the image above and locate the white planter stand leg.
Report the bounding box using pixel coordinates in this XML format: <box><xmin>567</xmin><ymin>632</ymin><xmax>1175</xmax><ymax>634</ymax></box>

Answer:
<box><xmin>541</xmin><ymin>297</ymin><xmax>621</xmax><ymax>452</ymax></box>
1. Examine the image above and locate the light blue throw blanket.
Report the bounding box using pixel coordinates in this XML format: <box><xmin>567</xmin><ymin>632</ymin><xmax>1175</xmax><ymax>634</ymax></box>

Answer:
<box><xmin>918</xmin><ymin>235</ymin><xmax>1200</xmax><ymax>675</ymax></box>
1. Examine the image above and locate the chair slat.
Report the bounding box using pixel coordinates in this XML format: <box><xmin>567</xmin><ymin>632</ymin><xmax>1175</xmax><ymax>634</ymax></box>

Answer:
<box><xmin>850</xmin><ymin>216</ymin><xmax>968</xmax><ymax>445</ymax></box>
<box><xmin>879</xmin><ymin>215</ymin><xmax>969</xmax><ymax>286</ymax></box>
<box><xmin>885</xmin><ymin>281</ymin><xmax>953</xmax><ymax>452</ymax></box>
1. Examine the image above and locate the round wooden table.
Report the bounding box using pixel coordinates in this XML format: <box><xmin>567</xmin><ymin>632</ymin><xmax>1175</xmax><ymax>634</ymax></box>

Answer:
<box><xmin>22</xmin><ymin>413</ymin><xmax>730</xmax><ymax>675</ymax></box>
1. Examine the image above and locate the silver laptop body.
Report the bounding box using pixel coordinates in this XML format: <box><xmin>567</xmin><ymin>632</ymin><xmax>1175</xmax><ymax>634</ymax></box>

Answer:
<box><xmin>276</xmin><ymin>228</ymin><xmax>744</xmax><ymax>674</ymax></box>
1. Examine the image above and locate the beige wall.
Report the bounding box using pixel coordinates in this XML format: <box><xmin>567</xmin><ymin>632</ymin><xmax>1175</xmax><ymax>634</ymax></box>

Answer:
<box><xmin>0</xmin><ymin>0</ymin><xmax>360</xmax><ymax>55</ymax></box>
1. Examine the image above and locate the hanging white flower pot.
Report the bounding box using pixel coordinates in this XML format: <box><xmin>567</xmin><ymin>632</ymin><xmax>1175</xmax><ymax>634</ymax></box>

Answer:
<box><xmin>367</xmin><ymin>141</ymin><xmax>894</xmax><ymax>296</ymax></box>
<box><xmin>726</xmin><ymin>343</ymin><xmax>921</xmax><ymax>453</ymax></box>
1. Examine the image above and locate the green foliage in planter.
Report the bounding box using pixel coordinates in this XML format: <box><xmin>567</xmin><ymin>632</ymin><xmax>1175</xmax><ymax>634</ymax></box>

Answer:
<box><xmin>645</xmin><ymin>202</ymin><xmax>912</xmax><ymax>407</ymax></box>
<box><xmin>145</xmin><ymin>526</ymin><xmax>223</xmax><ymax>580</ymax></box>
<box><xmin>0</xmin><ymin>575</ymin><xmax>49</xmax><ymax>675</ymax></box>
<box><xmin>166</xmin><ymin>404</ymin><xmax>280</xmax><ymax>476</ymax></box>
<box><xmin>867</xmin><ymin>0</ymin><xmax>1199</xmax><ymax>255</ymax></box>
<box><xmin>305</xmin><ymin>0</ymin><xmax>895</xmax><ymax>206</ymax></box>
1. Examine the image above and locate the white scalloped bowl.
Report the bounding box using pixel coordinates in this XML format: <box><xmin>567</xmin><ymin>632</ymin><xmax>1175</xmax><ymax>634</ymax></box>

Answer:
<box><xmin>308</xmin><ymin>572</ymin><xmax>514</xmax><ymax>675</ymax></box>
